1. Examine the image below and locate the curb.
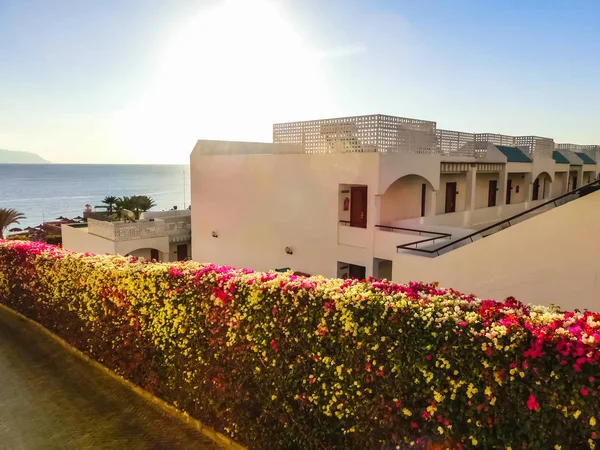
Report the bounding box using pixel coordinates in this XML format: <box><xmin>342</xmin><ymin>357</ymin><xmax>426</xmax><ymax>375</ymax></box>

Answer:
<box><xmin>0</xmin><ymin>303</ymin><xmax>247</xmax><ymax>450</ymax></box>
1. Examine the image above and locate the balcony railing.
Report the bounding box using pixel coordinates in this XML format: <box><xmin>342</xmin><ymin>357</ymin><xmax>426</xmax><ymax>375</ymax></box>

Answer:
<box><xmin>87</xmin><ymin>217</ymin><xmax>191</xmax><ymax>242</ymax></box>
<box><xmin>393</xmin><ymin>178</ymin><xmax>600</xmax><ymax>257</ymax></box>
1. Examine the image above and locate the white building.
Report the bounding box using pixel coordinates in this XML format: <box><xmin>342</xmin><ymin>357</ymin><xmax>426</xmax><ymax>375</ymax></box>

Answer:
<box><xmin>62</xmin><ymin>209</ymin><xmax>191</xmax><ymax>261</ymax></box>
<box><xmin>190</xmin><ymin>114</ymin><xmax>600</xmax><ymax>309</ymax></box>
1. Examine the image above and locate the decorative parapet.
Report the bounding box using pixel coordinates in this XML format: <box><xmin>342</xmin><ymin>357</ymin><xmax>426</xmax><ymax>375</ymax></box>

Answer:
<box><xmin>87</xmin><ymin>216</ymin><xmax>191</xmax><ymax>242</ymax></box>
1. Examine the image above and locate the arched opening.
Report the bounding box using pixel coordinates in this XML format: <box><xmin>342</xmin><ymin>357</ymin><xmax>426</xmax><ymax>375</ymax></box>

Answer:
<box><xmin>126</xmin><ymin>248</ymin><xmax>161</xmax><ymax>261</ymax></box>
<box><xmin>533</xmin><ymin>172</ymin><xmax>552</xmax><ymax>200</ymax></box>
<box><xmin>379</xmin><ymin>175</ymin><xmax>434</xmax><ymax>224</ymax></box>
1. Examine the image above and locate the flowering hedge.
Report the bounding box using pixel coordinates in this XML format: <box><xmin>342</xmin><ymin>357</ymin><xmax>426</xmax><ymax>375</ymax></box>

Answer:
<box><xmin>1</xmin><ymin>241</ymin><xmax>600</xmax><ymax>449</ymax></box>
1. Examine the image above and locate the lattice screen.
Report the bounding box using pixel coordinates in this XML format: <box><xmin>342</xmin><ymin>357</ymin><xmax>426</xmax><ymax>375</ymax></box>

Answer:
<box><xmin>273</xmin><ymin>114</ymin><xmax>437</xmax><ymax>154</ymax></box>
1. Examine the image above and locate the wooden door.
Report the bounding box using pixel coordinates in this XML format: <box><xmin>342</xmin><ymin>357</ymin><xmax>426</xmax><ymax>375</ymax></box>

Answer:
<box><xmin>350</xmin><ymin>186</ymin><xmax>367</xmax><ymax>228</ymax></box>
<box><xmin>348</xmin><ymin>264</ymin><xmax>366</xmax><ymax>280</ymax></box>
<box><xmin>177</xmin><ymin>244</ymin><xmax>188</xmax><ymax>261</ymax></box>
<box><xmin>444</xmin><ymin>182</ymin><xmax>457</xmax><ymax>213</ymax></box>
<box><xmin>572</xmin><ymin>174</ymin><xmax>578</xmax><ymax>191</ymax></box>
<box><xmin>506</xmin><ymin>179</ymin><xmax>512</xmax><ymax>204</ymax></box>
<box><xmin>420</xmin><ymin>183</ymin><xmax>426</xmax><ymax>217</ymax></box>
<box><xmin>488</xmin><ymin>180</ymin><xmax>497</xmax><ymax>207</ymax></box>
<box><xmin>532</xmin><ymin>178</ymin><xmax>540</xmax><ymax>201</ymax></box>
<box><xmin>150</xmin><ymin>249</ymin><xmax>159</xmax><ymax>261</ymax></box>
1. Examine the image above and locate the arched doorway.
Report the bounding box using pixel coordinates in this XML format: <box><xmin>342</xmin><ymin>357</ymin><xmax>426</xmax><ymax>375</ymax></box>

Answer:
<box><xmin>379</xmin><ymin>175</ymin><xmax>435</xmax><ymax>224</ymax></box>
<box><xmin>126</xmin><ymin>248</ymin><xmax>161</xmax><ymax>261</ymax></box>
<box><xmin>533</xmin><ymin>172</ymin><xmax>552</xmax><ymax>201</ymax></box>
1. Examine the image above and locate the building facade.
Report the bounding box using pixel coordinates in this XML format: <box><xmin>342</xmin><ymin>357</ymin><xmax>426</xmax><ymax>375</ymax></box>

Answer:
<box><xmin>191</xmin><ymin>114</ymin><xmax>599</xmax><ymax>299</ymax></box>
<box><xmin>62</xmin><ymin>209</ymin><xmax>191</xmax><ymax>262</ymax></box>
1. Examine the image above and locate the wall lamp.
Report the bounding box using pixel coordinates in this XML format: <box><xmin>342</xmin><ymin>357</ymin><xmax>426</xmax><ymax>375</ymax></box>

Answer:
<box><xmin>212</xmin><ymin>231</ymin><xmax>219</xmax><ymax>238</ymax></box>
<box><xmin>285</xmin><ymin>246</ymin><xmax>293</xmax><ymax>255</ymax></box>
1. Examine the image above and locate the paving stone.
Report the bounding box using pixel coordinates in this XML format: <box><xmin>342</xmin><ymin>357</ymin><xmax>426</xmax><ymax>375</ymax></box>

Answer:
<box><xmin>0</xmin><ymin>307</ymin><xmax>225</xmax><ymax>450</ymax></box>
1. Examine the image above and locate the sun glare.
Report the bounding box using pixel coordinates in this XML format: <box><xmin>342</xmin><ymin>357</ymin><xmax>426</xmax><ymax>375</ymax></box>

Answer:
<box><xmin>116</xmin><ymin>0</ymin><xmax>331</xmax><ymax>163</ymax></box>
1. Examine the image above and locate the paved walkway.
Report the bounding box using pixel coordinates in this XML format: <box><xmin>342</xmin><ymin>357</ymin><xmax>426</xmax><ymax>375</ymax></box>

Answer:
<box><xmin>0</xmin><ymin>307</ymin><xmax>224</xmax><ymax>450</ymax></box>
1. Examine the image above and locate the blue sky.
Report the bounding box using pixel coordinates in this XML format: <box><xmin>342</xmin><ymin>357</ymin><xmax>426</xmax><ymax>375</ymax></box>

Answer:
<box><xmin>1</xmin><ymin>0</ymin><xmax>599</xmax><ymax>163</ymax></box>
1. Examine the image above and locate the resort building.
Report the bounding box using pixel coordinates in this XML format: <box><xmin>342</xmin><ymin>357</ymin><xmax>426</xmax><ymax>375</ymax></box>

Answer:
<box><xmin>190</xmin><ymin>114</ymin><xmax>600</xmax><ymax>309</ymax></box>
<box><xmin>62</xmin><ymin>209</ymin><xmax>191</xmax><ymax>262</ymax></box>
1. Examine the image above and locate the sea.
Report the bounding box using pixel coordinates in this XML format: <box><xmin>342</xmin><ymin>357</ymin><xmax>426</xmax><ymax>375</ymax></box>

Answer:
<box><xmin>0</xmin><ymin>164</ymin><xmax>190</xmax><ymax>229</ymax></box>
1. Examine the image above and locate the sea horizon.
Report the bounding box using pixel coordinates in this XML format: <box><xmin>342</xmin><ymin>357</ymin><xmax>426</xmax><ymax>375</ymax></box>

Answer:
<box><xmin>0</xmin><ymin>163</ymin><xmax>191</xmax><ymax>229</ymax></box>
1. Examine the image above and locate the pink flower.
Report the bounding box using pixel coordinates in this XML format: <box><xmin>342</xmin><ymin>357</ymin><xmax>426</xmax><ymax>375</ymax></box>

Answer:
<box><xmin>459</xmin><ymin>321</ymin><xmax>467</xmax><ymax>327</ymax></box>
<box><xmin>270</xmin><ymin>339</ymin><xmax>278</xmax><ymax>353</ymax></box>
<box><xmin>581</xmin><ymin>387</ymin><xmax>589</xmax><ymax>396</ymax></box>
<box><xmin>426</xmin><ymin>355</ymin><xmax>432</xmax><ymax>361</ymax></box>
<box><xmin>527</xmin><ymin>394</ymin><xmax>539</xmax><ymax>411</ymax></box>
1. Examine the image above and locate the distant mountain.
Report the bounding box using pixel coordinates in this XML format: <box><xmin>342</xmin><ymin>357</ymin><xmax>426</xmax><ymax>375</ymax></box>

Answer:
<box><xmin>0</xmin><ymin>149</ymin><xmax>50</xmax><ymax>164</ymax></box>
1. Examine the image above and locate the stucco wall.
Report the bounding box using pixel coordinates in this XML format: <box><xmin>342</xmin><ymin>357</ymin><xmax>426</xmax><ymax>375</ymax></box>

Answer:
<box><xmin>115</xmin><ymin>236</ymin><xmax>169</xmax><ymax>257</ymax></box>
<box><xmin>475</xmin><ymin>173</ymin><xmax>498</xmax><ymax>209</ymax></box>
<box><xmin>553</xmin><ymin>171</ymin><xmax>568</xmax><ymax>196</ymax></box>
<box><xmin>61</xmin><ymin>225</ymin><xmax>116</xmax><ymax>255</ymax></box>
<box><xmin>190</xmin><ymin>148</ymin><xmax>380</xmax><ymax>277</ymax></box>
<box><xmin>379</xmin><ymin>175</ymin><xmax>430</xmax><ymax>223</ymax></box>
<box><xmin>436</xmin><ymin>174</ymin><xmax>466</xmax><ymax>214</ymax></box>
<box><xmin>378</xmin><ymin>152</ymin><xmax>440</xmax><ymax>194</ymax></box>
<box><xmin>507</xmin><ymin>173</ymin><xmax>527</xmax><ymax>204</ymax></box>
<box><xmin>391</xmin><ymin>190</ymin><xmax>600</xmax><ymax>311</ymax></box>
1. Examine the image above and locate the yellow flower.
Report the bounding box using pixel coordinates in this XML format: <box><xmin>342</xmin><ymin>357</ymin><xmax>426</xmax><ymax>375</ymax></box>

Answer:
<box><xmin>470</xmin><ymin>436</ymin><xmax>478</xmax><ymax>446</ymax></box>
<box><xmin>402</xmin><ymin>408</ymin><xmax>412</xmax><ymax>417</ymax></box>
<box><xmin>437</xmin><ymin>426</ymin><xmax>444</xmax><ymax>435</ymax></box>
<box><xmin>591</xmin><ymin>416</ymin><xmax>597</xmax><ymax>426</ymax></box>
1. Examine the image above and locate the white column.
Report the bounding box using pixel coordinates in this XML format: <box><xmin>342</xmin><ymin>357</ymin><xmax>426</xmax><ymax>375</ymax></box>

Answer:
<box><xmin>524</xmin><ymin>173</ymin><xmax>533</xmax><ymax>202</ymax></box>
<box><xmin>576</xmin><ymin>166</ymin><xmax>584</xmax><ymax>189</ymax></box>
<box><xmin>426</xmin><ymin>190</ymin><xmax>438</xmax><ymax>217</ymax></box>
<box><xmin>544</xmin><ymin>178</ymin><xmax>553</xmax><ymax>200</ymax></box>
<box><xmin>498</xmin><ymin>168</ymin><xmax>508</xmax><ymax>206</ymax></box>
<box><xmin>465</xmin><ymin>165</ymin><xmax>477</xmax><ymax>210</ymax></box>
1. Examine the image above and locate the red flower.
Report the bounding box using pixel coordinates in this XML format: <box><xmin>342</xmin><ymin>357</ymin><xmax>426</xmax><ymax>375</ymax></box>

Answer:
<box><xmin>581</xmin><ymin>387</ymin><xmax>589</xmax><ymax>396</ymax></box>
<box><xmin>527</xmin><ymin>394</ymin><xmax>539</xmax><ymax>411</ymax></box>
<box><xmin>270</xmin><ymin>339</ymin><xmax>278</xmax><ymax>353</ymax></box>
<box><xmin>411</xmin><ymin>422</ymin><xmax>419</xmax><ymax>429</ymax></box>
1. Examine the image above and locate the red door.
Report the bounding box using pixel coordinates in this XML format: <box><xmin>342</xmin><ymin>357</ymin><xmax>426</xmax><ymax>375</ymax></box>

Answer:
<box><xmin>488</xmin><ymin>180</ymin><xmax>497</xmax><ymax>207</ymax></box>
<box><xmin>177</xmin><ymin>244</ymin><xmax>188</xmax><ymax>261</ymax></box>
<box><xmin>348</xmin><ymin>264</ymin><xmax>366</xmax><ymax>279</ymax></box>
<box><xmin>445</xmin><ymin>182</ymin><xmax>457</xmax><ymax>213</ymax></box>
<box><xmin>350</xmin><ymin>186</ymin><xmax>367</xmax><ymax>228</ymax></box>
<box><xmin>532</xmin><ymin>178</ymin><xmax>540</xmax><ymax>201</ymax></box>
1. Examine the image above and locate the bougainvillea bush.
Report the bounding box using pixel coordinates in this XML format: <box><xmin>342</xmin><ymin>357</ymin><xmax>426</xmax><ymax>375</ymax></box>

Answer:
<box><xmin>1</xmin><ymin>241</ymin><xmax>599</xmax><ymax>449</ymax></box>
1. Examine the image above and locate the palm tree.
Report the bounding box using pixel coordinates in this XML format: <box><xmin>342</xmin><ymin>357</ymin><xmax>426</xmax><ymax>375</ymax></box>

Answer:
<box><xmin>114</xmin><ymin>195</ymin><xmax>156</xmax><ymax>219</ymax></box>
<box><xmin>132</xmin><ymin>195</ymin><xmax>156</xmax><ymax>217</ymax></box>
<box><xmin>101</xmin><ymin>196</ymin><xmax>118</xmax><ymax>214</ymax></box>
<box><xmin>0</xmin><ymin>208</ymin><xmax>26</xmax><ymax>239</ymax></box>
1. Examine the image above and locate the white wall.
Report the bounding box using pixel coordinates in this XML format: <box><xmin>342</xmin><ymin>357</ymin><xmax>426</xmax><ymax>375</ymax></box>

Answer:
<box><xmin>475</xmin><ymin>173</ymin><xmax>498</xmax><ymax>209</ymax></box>
<box><xmin>190</xmin><ymin>146</ymin><xmax>380</xmax><ymax>277</ymax></box>
<box><xmin>61</xmin><ymin>225</ymin><xmax>116</xmax><ymax>255</ymax></box>
<box><xmin>115</xmin><ymin>236</ymin><xmax>169</xmax><ymax>257</ymax></box>
<box><xmin>379</xmin><ymin>175</ymin><xmax>429</xmax><ymax>223</ymax></box>
<box><xmin>507</xmin><ymin>173</ymin><xmax>527</xmax><ymax>204</ymax></box>
<box><xmin>553</xmin><ymin>171</ymin><xmax>568</xmax><ymax>196</ymax></box>
<box><xmin>391</xmin><ymin>190</ymin><xmax>600</xmax><ymax>311</ymax></box>
<box><xmin>378</xmin><ymin>152</ymin><xmax>441</xmax><ymax>193</ymax></box>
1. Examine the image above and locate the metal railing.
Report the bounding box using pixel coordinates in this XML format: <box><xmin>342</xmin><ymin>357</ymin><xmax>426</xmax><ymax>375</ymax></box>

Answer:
<box><xmin>395</xmin><ymin>178</ymin><xmax>600</xmax><ymax>257</ymax></box>
<box><xmin>375</xmin><ymin>224</ymin><xmax>451</xmax><ymax>238</ymax></box>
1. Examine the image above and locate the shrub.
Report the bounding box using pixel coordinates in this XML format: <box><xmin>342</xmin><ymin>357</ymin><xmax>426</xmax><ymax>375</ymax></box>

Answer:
<box><xmin>44</xmin><ymin>234</ymin><xmax>62</xmax><ymax>245</ymax></box>
<box><xmin>6</xmin><ymin>233</ymin><xmax>29</xmax><ymax>241</ymax></box>
<box><xmin>0</xmin><ymin>240</ymin><xmax>599</xmax><ymax>449</ymax></box>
